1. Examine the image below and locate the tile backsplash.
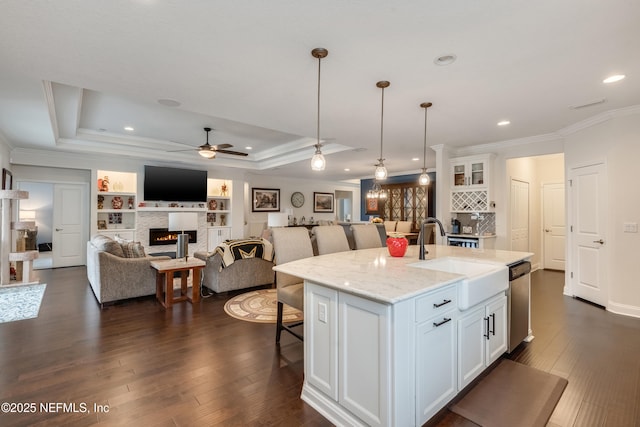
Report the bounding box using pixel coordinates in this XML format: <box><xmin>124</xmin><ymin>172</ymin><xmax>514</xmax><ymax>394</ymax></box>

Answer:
<box><xmin>453</xmin><ymin>212</ymin><xmax>495</xmax><ymax>235</ymax></box>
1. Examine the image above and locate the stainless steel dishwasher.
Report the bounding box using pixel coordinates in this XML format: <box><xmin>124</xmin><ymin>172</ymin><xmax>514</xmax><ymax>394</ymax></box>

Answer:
<box><xmin>507</xmin><ymin>260</ymin><xmax>531</xmax><ymax>353</ymax></box>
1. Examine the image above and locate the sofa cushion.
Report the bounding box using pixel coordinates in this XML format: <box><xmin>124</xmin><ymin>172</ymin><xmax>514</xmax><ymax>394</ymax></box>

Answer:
<box><xmin>120</xmin><ymin>241</ymin><xmax>146</xmax><ymax>258</ymax></box>
<box><xmin>91</xmin><ymin>234</ymin><xmax>125</xmax><ymax>257</ymax></box>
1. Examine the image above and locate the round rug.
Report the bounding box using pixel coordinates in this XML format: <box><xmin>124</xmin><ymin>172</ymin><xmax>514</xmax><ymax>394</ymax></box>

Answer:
<box><xmin>223</xmin><ymin>289</ymin><xmax>303</xmax><ymax>324</ymax></box>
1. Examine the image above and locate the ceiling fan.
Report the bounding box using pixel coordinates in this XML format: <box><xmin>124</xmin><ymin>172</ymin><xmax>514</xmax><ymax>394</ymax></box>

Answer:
<box><xmin>172</xmin><ymin>127</ymin><xmax>248</xmax><ymax>159</ymax></box>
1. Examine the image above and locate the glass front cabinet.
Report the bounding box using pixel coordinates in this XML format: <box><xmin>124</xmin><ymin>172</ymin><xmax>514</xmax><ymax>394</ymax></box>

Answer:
<box><xmin>450</xmin><ymin>155</ymin><xmax>492</xmax><ymax>188</ymax></box>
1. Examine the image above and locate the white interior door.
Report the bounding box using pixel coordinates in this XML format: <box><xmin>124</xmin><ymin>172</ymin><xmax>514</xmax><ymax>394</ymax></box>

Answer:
<box><xmin>543</xmin><ymin>183</ymin><xmax>566</xmax><ymax>270</ymax></box>
<box><xmin>510</xmin><ymin>179</ymin><xmax>529</xmax><ymax>252</ymax></box>
<box><xmin>570</xmin><ymin>163</ymin><xmax>607</xmax><ymax>307</ymax></box>
<box><xmin>53</xmin><ymin>183</ymin><xmax>87</xmax><ymax>267</ymax></box>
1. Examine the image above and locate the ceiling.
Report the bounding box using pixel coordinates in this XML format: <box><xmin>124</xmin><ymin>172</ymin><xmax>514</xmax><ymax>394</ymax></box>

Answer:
<box><xmin>1</xmin><ymin>1</ymin><xmax>639</xmax><ymax>181</ymax></box>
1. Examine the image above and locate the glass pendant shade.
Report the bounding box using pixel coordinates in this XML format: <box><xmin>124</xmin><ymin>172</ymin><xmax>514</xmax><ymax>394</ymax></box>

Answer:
<box><xmin>374</xmin><ymin>162</ymin><xmax>388</xmax><ymax>180</ymax></box>
<box><xmin>419</xmin><ymin>169</ymin><xmax>430</xmax><ymax>185</ymax></box>
<box><xmin>199</xmin><ymin>149</ymin><xmax>216</xmax><ymax>159</ymax></box>
<box><xmin>311</xmin><ymin>147</ymin><xmax>326</xmax><ymax>171</ymax></box>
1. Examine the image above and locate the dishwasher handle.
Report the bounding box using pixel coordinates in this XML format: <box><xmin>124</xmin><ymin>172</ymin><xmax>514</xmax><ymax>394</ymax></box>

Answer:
<box><xmin>509</xmin><ymin>261</ymin><xmax>531</xmax><ymax>281</ymax></box>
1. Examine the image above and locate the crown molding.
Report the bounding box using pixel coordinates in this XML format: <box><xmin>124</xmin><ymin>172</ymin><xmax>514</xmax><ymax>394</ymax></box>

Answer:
<box><xmin>41</xmin><ymin>80</ymin><xmax>60</xmax><ymax>143</ymax></box>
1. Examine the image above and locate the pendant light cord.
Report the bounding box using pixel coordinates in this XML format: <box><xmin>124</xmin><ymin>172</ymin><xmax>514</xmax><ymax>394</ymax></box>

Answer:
<box><xmin>317</xmin><ymin>54</ymin><xmax>321</xmax><ymax>149</ymax></box>
<box><xmin>422</xmin><ymin>106</ymin><xmax>427</xmax><ymax>169</ymax></box>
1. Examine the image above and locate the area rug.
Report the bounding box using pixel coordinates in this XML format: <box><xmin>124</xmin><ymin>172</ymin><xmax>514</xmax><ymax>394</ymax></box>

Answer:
<box><xmin>0</xmin><ymin>283</ymin><xmax>47</xmax><ymax>324</ymax></box>
<box><xmin>450</xmin><ymin>359</ymin><xmax>567</xmax><ymax>427</ymax></box>
<box><xmin>224</xmin><ymin>289</ymin><xmax>303</xmax><ymax>324</ymax></box>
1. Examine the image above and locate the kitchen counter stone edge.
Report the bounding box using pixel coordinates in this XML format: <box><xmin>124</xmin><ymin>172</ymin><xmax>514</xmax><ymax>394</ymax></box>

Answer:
<box><xmin>273</xmin><ymin>244</ymin><xmax>533</xmax><ymax>304</ymax></box>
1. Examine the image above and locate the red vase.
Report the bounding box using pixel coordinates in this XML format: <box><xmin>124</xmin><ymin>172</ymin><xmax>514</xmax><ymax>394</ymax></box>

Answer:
<box><xmin>387</xmin><ymin>236</ymin><xmax>408</xmax><ymax>257</ymax></box>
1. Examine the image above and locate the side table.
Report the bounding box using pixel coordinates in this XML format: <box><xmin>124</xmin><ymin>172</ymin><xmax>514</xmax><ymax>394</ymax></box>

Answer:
<box><xmin>150</xmin><ymin>257</ymin><xmax>205</xmax><ymax>309</ymax></box>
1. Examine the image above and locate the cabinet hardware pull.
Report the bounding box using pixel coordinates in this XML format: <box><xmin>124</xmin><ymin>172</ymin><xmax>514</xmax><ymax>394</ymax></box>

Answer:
<box><xmin>433</xmin><ymin>318</ymin><xmax>451</xmax><ymax>327</ymax></box>
<box><xmin>490</xmin><ymin>313</ymin><xmax>496</xmax><ymax>335</ymax></box>
<box><xmin>433</xmin><ymin>299</ymin><xmax>452</xmax><ymax>308</ymax></box>
<box><xmin>484</xmin><ymin>316</ymin><xmax>490</xmax><ymax>339</ymax></box>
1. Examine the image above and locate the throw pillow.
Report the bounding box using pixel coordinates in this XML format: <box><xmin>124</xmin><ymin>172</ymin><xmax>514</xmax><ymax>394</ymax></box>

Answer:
<box><xmin>120</xmin><ymin>241</ymin><xmax>146</xmax><ymax>258</ymax></box>
<box><xmin>92</xmin><ymin>234</ymin><xmax>125</xmax><ymax>257</ymax></box>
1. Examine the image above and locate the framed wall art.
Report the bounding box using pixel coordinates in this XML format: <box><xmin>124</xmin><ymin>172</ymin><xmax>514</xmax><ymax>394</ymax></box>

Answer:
<box><xmin>313</xmin><ymin>192</ymin><xmax>334</xmax><ymax>213</ymax></box>
<box><xmin>365</xmin><ymin>197</ymin><xmax>383</xmax><ymax>215</ymax></box>
<box><xmin>252</xmin><ymin>188</ymin><xmax>280</xmax><ymax>212</ymax></box>
<box><xmin>2</xmin><ymin>168</ymin><xmax>12</xmax><ymax>190</ymax></box>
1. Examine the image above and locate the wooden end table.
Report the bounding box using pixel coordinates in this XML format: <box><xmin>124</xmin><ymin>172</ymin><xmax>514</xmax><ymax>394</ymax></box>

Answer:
<box><xmin>150</xmin><ymin>257</ymin><xmax>206</xmax><ymax>308</ymax></box>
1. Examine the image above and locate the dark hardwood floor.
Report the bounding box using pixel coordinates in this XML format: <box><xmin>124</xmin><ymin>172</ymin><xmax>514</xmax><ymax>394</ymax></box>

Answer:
<box><xmin>1</xmin><ymin>267</ymin><xmax>639</xmax><ymax>426</ymax></box>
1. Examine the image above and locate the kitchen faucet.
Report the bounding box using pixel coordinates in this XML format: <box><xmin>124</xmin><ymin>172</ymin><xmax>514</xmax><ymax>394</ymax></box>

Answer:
<box><xmin>419</xmin><ymin>217</ymin><xmax>447</xmax><ymax>260</ymax></box>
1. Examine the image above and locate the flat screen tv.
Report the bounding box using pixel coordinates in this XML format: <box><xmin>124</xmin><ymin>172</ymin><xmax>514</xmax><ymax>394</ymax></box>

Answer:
<box><xmin>144</xmin><ymin>165</ymin><xmax>208</xmax><ymax>202</ymax></box>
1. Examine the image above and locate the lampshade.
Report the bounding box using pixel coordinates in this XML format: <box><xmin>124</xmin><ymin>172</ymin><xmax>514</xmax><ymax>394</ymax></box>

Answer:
<box><xmin>168</xmin><ymin>212</ymin><xmax>198</xmax><ymax>232</ymax></box>
<box><xmin>19</xmin><ymin>210</ymin><xmax>36</xmax><ymax>221</ymax></box>
<box><xmin>267</xmin><ymin>212</ymin><xmax>289</xmax><ymax>228</ymax></box>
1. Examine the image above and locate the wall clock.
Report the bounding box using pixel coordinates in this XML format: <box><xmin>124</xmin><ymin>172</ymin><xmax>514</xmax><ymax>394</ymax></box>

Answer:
<box><xmin>291</xmin><ymin>191</ymin><xmax>305</xmax><ymax>208</ymax></box>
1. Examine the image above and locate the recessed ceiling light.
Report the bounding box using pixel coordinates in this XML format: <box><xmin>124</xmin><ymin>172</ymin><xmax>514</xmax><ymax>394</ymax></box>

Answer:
<box><xmin>344</xmin><ymin>168</ymin><xmax>350</xmax><ymax>172</ymax></box>
<box><xmin>434</xmin><ymin>54</ymin><xmax>457</xmax><ymax>66</ymax></box>
<box><xmin>157</xmin><ymin>98</ymin><xmax>181</xmax><ymax>107</ymax></box>
<box><xmin>497</xmin><ymin>120</ymin><xmax>510</xmax><ymax>126</ymax></box>
<box><xmin>603</xmin><ymin>74</ymin><xmax>625</xmax><ymax>84</ymax></box>
<box><xmin>412</xmin><ymin>157</ymin><xmax>420</xmax><ymax>161</ymax></box>
<box><xmin>124</xmin><ymin>126</ymin><xmax>134</xmax><ymax>131</ymax></box>
<box><xmin>245</xmin><ymin>146</ymin><xmax>253</xmax><ymax>150</ymax></box>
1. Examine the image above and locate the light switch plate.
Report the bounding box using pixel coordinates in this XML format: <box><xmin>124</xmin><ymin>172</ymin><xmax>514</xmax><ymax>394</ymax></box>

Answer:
<box><xmin>318</xmin><ymin>302</ymin><xmax>327</xmax><ymax>323</ymax></box>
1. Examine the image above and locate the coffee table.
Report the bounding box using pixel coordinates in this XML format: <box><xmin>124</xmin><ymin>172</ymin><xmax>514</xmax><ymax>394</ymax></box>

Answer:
<box><xmin>150</xmin><ymin>257</ymin><xmax>206</xmax><ymax>308</ymax></box>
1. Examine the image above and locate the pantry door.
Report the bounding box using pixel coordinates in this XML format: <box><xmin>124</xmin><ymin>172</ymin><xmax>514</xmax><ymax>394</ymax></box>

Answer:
<box><xmin>570</xmin><ymin>163</ymin><xmax>607</xmax><ymax>307</ymax></box>
<box><xmin>53</xmin><ymin>183</ymin><xmax>88</xmax><ymax>267</ymax></box>
<box><xmin>542</xmin><ymin>183</ymin><xmax>565</xmax><ymax>270</ymax></box>
<box><xmin>510</xmin><ymin>179</ymin><xmax>530</xmax><ymax>252</ymax></box>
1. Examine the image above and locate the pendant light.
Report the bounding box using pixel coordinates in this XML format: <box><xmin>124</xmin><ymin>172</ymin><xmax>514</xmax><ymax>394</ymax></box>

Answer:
<box><xmin>374</xmin><ymin>81</ymin><xmax>390</xmax><ymax>180</ymax></box>
<box><xmin>418</xmin><ymin>102</ymin><xmax>433</xmax><ymax>186</ymax></box>
<box><xmin>310</xmin><ymin>48</ymin><xmax>328</xmax><ymax>171</ymax></box>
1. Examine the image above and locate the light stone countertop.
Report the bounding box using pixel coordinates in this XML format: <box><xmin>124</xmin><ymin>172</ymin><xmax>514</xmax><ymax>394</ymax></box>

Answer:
<box><xmin>273</xmin><ymin>244</ymin><xmax>533</xmax><ymax>304</ymax></box>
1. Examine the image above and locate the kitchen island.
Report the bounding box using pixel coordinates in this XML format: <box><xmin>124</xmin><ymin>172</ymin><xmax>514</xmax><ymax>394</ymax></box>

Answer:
<box><xmin>273</xmin><ymin>244</ymin><xmax>533</xmax><ymax>427</ymax></box>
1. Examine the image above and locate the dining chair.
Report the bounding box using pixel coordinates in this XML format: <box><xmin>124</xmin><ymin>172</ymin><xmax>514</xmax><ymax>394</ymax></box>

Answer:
<box><xmin>351</xmin><ymin>224</ymin><xmax>384</xmax><ymax>249</ymax></box>
<box><xmin>271</xmin><ymin>227</ymin><xmax>314</xmax><ymax>343</ymax></box>
<box><xmin>312</xmin><ymin>225</ymin><xmax>351</xmax><ymax>255</ymax></box>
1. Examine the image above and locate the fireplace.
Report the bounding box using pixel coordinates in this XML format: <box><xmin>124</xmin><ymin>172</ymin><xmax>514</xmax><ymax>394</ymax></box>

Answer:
<box><xmin>149</xmin><ymin>228</ymin><xmax>197</xmax><ymax>246</ymax></box>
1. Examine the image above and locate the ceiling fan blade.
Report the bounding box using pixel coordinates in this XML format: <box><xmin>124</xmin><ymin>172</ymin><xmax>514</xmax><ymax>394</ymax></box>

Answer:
<box><xmin>214</xmin><ymin>149</ymin><xmax>249</xmax><ymax>157</ymax></box>
<box><xmin>211</xmin><ymin>143</ymin><xmax>233</xmax><ymax>150</ymax></box>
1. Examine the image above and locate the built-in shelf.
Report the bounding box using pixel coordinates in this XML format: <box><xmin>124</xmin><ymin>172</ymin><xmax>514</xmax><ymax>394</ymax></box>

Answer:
<box><xmin>138</xmin><ymin>206</ymin><xmax>207</xmax><ymax>212</ymax></box>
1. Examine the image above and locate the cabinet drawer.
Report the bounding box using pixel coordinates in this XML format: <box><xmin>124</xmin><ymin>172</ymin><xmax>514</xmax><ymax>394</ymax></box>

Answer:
<box><xmin>415</xmin><ymin>285</ymin><xmax>457</xmax><ymax>323</ymax></box>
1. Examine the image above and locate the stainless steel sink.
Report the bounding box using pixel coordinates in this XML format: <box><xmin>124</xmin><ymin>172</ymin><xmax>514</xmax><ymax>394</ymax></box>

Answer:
<box><xmin>408</xmin><ymin>257</ymin><xmax>508</xmax><ymax>309</ymax></box>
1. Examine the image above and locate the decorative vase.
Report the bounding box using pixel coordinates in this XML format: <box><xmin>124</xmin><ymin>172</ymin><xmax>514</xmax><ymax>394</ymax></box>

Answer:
<box><xmin>111</xmin><ymin>196</ymin><xmax>123</xmax><ymax>209</ymax></box>
<box><xmin>208</xmin><ymin>199</ymin><xmax>217</xmax><ymax>210</ymax></box>
<box><xmin>386</xmin><ymin>234</ymin><xmax>408</xmax><ymax>257</ymax></box>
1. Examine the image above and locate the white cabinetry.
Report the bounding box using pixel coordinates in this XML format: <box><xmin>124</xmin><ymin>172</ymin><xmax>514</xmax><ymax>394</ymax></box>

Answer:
<box><xmin>450</xmin><ymin>154</ymin><xmax>494</xmax><ymax>212</ymax></box>
<box><xmin>303</xmin><ymin>282</ymin><xmax>459</xmax><ymax>427</ymax></box>
<box><xmin>207</xmin><ymin>227</ymin><xmax>231</xmax><ymax>251</ymax></box>
<box><xmin>415</xmin><ymin>285</ymin><xmax>457</xmax><ymax>425</ymax></box>
<box><xmin>457</xmin><ymin>293</ymin><xmax>507</xmax><ymax>389</ymax></box>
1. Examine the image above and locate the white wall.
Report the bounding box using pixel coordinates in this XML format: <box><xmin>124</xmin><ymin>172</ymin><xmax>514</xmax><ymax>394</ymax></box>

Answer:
<box><xmin>244</xmin><ymin>172</ymin><xmax>361</xmax><ymax>234</ymax></box>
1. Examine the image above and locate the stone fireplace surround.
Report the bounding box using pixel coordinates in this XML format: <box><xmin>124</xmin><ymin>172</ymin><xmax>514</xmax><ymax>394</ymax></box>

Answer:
<box><xmin>135</xmin><ymin>210</ymin><xmax>208</xmax><ymax>255</ymax></box>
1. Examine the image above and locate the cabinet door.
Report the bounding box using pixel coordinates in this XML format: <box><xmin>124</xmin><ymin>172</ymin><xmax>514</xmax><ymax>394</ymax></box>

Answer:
<box><xmin>452</xmin><ymin>163</ymin><xmax>467</xmax><ymax>187</ymax></box>
<box><xmin>207</xmin><ymin>227</ymin><xmax>231</xmax><ymax>251</ymax></box>
<box><xmin>457</xmin><ymin>305</ymin><xmax>486</xmax><ymax>389</ymax></box>
<box><xmin>485</xmin><ymin>295</ymin><xmax>508</xmax><ymax>365</ymax></box>
<box><xmin>470</xmin><ymin>160</ymin><xmax>486</xmax><ymax>185</ymax></box>
<box><xmin>416</xmin><ymin>311</ymin><xmax>457</xmax><ymax>425</ymax></box>
<box><xmin>339</xmin><ymin>292</ymin><xmax>390</xmax><ymax>427</ymax></box>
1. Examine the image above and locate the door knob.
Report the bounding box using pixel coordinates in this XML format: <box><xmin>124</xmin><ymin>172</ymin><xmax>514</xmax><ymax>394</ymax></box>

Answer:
<box><xmin>593</xmin><ymin>239</ymin><xmax>604</xmax><ymax>244</ymax></box>
<box><xmin>56</xmin><ymin>228</ymin><xmax>63</xmax><ymax>231</ymax></box>
<box><xmin>545</xmin><ymin>229</ymin><xmax>551</xmax><ymax>232</ymax></box>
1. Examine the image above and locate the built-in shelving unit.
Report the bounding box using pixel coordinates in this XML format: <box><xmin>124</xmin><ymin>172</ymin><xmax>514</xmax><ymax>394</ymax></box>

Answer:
<box><xmin>206</xmin><ymin>179</ymin><xmax>232</xmax><ymax>250</ymax></box>
<box><xmin>96</xmin><ymin>170</ymin><xmax>137</xmax><ymax>240</ymax></box>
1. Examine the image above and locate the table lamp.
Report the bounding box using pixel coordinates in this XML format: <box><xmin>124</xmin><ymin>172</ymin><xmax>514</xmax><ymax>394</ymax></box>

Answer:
<box><xmin>267</xmin><ymin>212</ymin><xmax>289</xmax><ymax>228</ymax></box>
<box><xmin>168</xmin><ymin>212</ymin><xmax>198</xmax><ymax>260</ymax></box>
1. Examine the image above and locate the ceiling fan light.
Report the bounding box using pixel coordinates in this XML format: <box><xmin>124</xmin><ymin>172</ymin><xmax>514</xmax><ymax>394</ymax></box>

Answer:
<box><xmin>311</xmin><ymin>150</ymin><xmax>326</xmax><ymax>171</ymax></box>
<box><xmin>199</xmin><ymin>149</ymin><xmax>216</xmax><ymax>159</ymax></box>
